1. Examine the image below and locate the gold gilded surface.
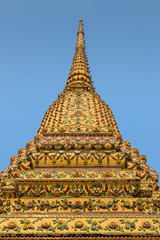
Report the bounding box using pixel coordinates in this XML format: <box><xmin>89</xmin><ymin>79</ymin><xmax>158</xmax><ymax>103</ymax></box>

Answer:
<box><xmin>0</xmin><ymin>19</ymin><xmax>159</xmax><ymax>238</ymax></box>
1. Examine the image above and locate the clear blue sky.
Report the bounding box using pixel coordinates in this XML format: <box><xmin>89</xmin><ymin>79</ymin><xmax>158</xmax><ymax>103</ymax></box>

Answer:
<box><xmin>0</xmin><ymin>0</ymin><xmax>160</xmax><ymax>181</ymax></box>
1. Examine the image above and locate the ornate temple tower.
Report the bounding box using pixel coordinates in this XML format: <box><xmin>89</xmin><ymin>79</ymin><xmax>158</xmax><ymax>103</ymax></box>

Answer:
<box><xmin>0</xmin><ymin>19</ymin><xmax>160</xmax><ymax>240</ymax></box>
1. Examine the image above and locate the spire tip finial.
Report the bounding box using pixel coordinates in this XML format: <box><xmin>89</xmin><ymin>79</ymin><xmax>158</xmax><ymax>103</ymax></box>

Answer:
<box><xmin>65</xmin><ymin>19</ymin><xmax>93</xmax><ymax>91</ymax></box>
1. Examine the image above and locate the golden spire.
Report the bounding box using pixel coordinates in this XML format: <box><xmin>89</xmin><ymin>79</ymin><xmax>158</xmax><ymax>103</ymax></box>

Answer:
<box><xmin>65</xmin><ymin>19</ymin><xmax>94</xmax><ymax>91</ymax></box>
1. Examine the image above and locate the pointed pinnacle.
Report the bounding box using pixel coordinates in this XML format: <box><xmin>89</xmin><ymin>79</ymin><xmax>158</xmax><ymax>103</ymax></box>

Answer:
<box><xmin>65</xmin><ymin>19</ymin><xmax>94</xmax><ymax>91</ymax></box>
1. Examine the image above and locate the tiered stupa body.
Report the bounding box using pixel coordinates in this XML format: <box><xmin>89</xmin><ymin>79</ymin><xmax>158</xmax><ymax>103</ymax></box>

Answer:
<box><xmin>0</xmin><ymin>20</ymin><xmax>160</xmax><ymax>240</ymax></box>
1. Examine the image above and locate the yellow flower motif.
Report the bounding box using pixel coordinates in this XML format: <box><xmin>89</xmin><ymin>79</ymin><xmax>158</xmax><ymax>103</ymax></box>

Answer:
<box><xmin>92</xmin><ymin>220</ymin><xmax>97</xmax><ymax>225</ymax></box>
<box><xmin>75</xmin><ymin>221</ymin><xmax>84</xmax><ymax>228</ymax></box>
<box><xmin>8</xmin><ymin>221</ymin><xmax>17</xmax><ymax>229</ymax></box>
<box><xmin>23</xmin><ymin>224</ymin><xmax>28</xmax><ymax>230</ymax></box>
